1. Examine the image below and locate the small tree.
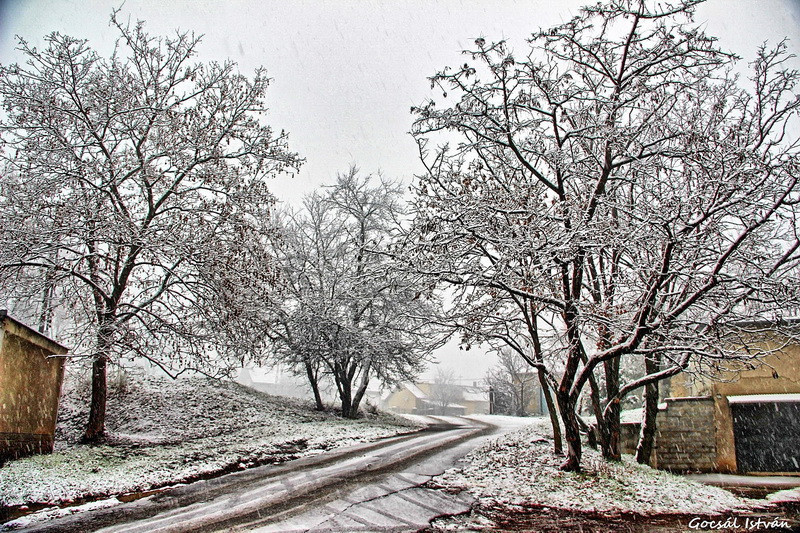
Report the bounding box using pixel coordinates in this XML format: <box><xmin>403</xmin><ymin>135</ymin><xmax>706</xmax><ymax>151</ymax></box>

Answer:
<box><xmin>405</xmin><ymin>0</ymin><xmax>800</xmax><ymax>471</ymax></box>
<box><xmin>0</xmin><ymin>13</ymin><xmax>299</xmax><ymax>442</ymax></box>
<box><xmin>486</xmin><ymin>349</ymin><xmax>538</xmax><ymax>417</ymax></box>
<box><xmin>428</xmin><ymin>367</ymin><xmax>462</xmax><ymax>415</ymax></box>
<box><xmin>268</xmin><ymin>168</ymin><xmax>441</xmax><ymax>418</ymax></box>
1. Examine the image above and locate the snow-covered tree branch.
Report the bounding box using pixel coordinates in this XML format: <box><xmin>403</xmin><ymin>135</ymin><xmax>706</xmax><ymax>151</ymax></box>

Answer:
<box><xmin>0</xmin><ymin>12</ymin><xmax>300</xmax><ymax>442</ymax></box>
<box><xmin>403</xmin><ymin>0</ymin><xmax>800</xmax><ymax>471</ymax></box>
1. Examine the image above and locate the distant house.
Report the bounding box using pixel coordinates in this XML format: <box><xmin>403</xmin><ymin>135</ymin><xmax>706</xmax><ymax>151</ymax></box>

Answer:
<box><xmin>620</xmin><ymin>321</ymin><xmax>800</xmax><ymax>474</ymax></box>
<box><xmin>0</xmin><ymin>311</ymin><xmax>69</xmax><ymax>462</ymax></box>
<box><xmin>382</xmin><ymin>382</ymin><xmax>490</xmax><ymax>416</ymax></box>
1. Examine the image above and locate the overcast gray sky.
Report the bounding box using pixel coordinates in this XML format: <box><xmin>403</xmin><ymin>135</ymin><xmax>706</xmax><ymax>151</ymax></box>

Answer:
<box><xmin>2</xmin><ymin>0</ymin><xmax>799</xmax><ymax>381</ymax></box>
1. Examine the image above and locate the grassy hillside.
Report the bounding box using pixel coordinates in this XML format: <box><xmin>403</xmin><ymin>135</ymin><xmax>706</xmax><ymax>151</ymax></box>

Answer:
<box><xmin>0</xmin><ymin>374</ymin><xmax>417</xmax><ymax>511</ymax></box>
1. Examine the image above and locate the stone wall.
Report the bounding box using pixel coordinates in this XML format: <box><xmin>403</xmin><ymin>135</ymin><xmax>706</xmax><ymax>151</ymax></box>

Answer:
<box><xmin>618</xmin><ymin>397</ymin><xmax>718</xmax><ymax>472</ymax></box>
<box><xmin>653</xmin><ymin>397</ymin><xmax>717</xmax><ymax>472</ymax></box>
<box><xmin>619</xmin><ymin>421</ymin><xmax>641</xmax><ymax>455</ymax></box>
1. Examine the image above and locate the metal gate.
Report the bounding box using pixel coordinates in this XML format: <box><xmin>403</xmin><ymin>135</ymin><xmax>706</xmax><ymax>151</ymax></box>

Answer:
<box><xmin>730</xmin><ymin>400</ymin><xmax>800</xmax><ymax>473</ymax></box>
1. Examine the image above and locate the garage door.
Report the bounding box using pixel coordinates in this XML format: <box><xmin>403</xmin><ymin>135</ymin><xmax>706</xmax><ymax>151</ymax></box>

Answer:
<box><xmin>729</xmin><ymin>395</ymin><xmax>800</xmax><ymax>473</ymax></box>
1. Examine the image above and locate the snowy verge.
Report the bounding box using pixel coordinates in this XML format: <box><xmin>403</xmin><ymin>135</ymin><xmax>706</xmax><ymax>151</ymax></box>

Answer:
<box><xmin>429</xmin><ymin>418</ymin><xmax>766</xmax><ymax>516</ymax></box>
<box><xmin>0</xmin><ymin>376</ymin><xmax>421</xmax><ymax>511</ymax></box>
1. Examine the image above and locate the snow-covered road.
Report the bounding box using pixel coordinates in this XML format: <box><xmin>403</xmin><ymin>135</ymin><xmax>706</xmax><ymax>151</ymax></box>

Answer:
<box><xmin>17</xmin><ymin>416</ymin><xmax>525</xmax><ymax>532</ymax></box>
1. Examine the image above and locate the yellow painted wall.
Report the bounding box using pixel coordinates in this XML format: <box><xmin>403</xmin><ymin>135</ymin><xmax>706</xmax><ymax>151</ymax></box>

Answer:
<box><xmin>669</xmin><ymin>338</ymin><xmax>800</xmax><ymax>473</ymax></box>
<box><xmin>0</xmin><ymin>318</ymin><xmax>67</xmax><ymax>459</ymax></box>
<box><xmin>462</xmin><ymin>400</ymin><xmax>490</xmax><ymax>415</ymax></box>
<box><xmin>384</xmin><ymin>387</ymin><xmax>420</xmax><ymax>414</ymax></box>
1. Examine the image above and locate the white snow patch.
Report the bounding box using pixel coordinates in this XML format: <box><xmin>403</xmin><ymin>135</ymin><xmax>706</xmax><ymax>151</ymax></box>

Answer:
<box><xmin>432</xmin><ymin>420</ymin><xmax>766</xmax><ymax>515</ymax></box>
<box><xmin>767</xmin><ymin>488</ymin><xmax>800</xmax><ymax>504</ymax></box>
<box><xmin>465</xmin><ymin>414</ymin><xmax>541</xmax><ymax>430</ymax></box>
<box><xmin>1</xmin><ymin>498</ymin><xmax>121</xmax><ymax>531</ymax></box>
<box><xmin>726</xmin><ymin>393</ymin><xmax>800</xmax><ymax>404</ymax></box>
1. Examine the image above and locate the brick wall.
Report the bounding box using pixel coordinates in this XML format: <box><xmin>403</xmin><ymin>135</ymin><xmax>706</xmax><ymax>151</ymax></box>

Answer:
<box><xmin>618</xmin><ymin>397</ymin><xmax>718</xmax><ymax>472</ymax></box>
<box><xmin>653</xmin><ymin>397</ymin><xmax>717</xmax><ymax>472</ymax></box>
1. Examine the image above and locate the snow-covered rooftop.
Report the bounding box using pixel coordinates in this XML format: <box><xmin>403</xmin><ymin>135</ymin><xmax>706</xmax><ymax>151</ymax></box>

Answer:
<box><xmin>403</xmin><ymin>382</ymin><xmax>428</xmax><ymax>399</ymax></box>
<box><xmin>727</xmin><ymin>393</ymin><xmax>800</xmax><ymax>404</ymax></box>
<box><xmin>462</xmin><ymin>390</ymin><xmax>488</xmax><ymax>402</ymax></box>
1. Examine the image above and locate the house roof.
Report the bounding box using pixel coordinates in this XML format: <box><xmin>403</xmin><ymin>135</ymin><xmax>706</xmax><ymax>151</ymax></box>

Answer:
<box><xmin>462</xmin><ymin>389</ymin><xmax>489</xmax><ymax>402</ymax></box>
<box><xmin>727</xmin><ymin>393</ymin><xmax>800</xmax><ymax>404</ymax></box>
<box><xmin>0</xmin><ymin>310</ymin><xmax>69</xmax><ymax>354</ymax></box>
<box><xmin>403</xmin><ymin>382</ymin><xmax>428</xmax><ymax>399</ymax></box>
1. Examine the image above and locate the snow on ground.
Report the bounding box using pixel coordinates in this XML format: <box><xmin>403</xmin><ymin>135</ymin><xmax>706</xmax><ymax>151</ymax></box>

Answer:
<box><xmin>465</xmin><ymin>413</ymin><xmax>541</xmax><ymax>430</ymax></box>
<box><xmin>0</xmin><ymin>376</ymin><xmax>420</xmax><ymax>509</ymax></box>
<box><xmin>769</xmin><ymin>488</ymin><xmax>800</xmax><ymax>504</ymax></box>
<box><xmin>430</xmin><ymin>417</ymin><xmax>764</xmax><ymax>516</ymax></box>
<box><xmin>2</xmin><ymin>497</ymin><xmax>122</xmax><ymax>530</ymax></box>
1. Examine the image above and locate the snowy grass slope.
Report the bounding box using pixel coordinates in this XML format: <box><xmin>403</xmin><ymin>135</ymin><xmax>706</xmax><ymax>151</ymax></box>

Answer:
<box><xmin>0</xmin><ymin>375</ymin><xmax>418</xmax><ymax>508</ymax></box>
<box><xmin>432</xmin><ymin>418</ymin><xmax>764</xmax><ymax>516</ymax></box>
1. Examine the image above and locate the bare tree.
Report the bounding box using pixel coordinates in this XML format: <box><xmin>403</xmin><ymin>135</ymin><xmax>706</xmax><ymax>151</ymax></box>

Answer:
<box><xmin>404</xmin><ymin>0</ymin><xmax>800</xmax><ymax>471</ymax></box>
<box><xmin>486</xmin><ymin>349</ymin><xmax>539</xmax><ymax>417</ymax></box>
<box><xmin>0</xmin><ymin>13</ymin><xmax>300</xmax><ymax>442</ymax></box>
<box><xmin>428</xmin><ymin>367</ymin><xmax>462</xmax><ymax>415</ymax></box>
<box><xmin>268</xmin><ymin>168</ymin><xmax>441</xmax><ymax>418</ymax></box>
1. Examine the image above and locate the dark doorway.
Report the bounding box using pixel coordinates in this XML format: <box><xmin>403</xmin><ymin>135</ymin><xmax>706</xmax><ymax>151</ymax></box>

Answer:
<box><xmin>731</xmin><ymin>401</ymin><xmax>800</xmax><ymax>473</ymax></box>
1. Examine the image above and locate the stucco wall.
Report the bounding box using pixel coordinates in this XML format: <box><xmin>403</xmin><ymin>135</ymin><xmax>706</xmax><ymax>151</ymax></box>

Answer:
<box><xmin>384</xmin><ymin>387</ymin><xmax>420</xmax><ymax>414</ymax></box>
<box><xmin>0</xmin><ymin>319</ymin><xmax>67</xmax><ymax>461</ymax></box>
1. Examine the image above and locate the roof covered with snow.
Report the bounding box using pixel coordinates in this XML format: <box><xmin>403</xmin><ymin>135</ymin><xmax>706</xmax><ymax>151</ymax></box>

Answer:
<box><xmin>727</xmin><ymin>393</ymin><xmax>800</xmax><ymax>404</ymax></box>
<box><xmin>402</xmin><ymin>382</ymin><xmax>428</xmax><ymax>399</ymax></box>
<box><xmin>462</xmin><ymin>390</ymin><xmax>489</xmax><ymax>402</ymax></box>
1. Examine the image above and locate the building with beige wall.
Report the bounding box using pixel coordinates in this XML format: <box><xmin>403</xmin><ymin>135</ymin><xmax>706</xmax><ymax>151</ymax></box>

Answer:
<box><xmin>622</xmin><ymin>326</ymin><xmax>800</xmax><ymax>474</ymax></box>
<box><xmin>382</xmin><ymin>382</ymin><xmax>490</xmax><ymax>415</ymax></box>
<box><xmin>0</xmin><ymin>311</ymin><xmax>69</xmax><ymax>462</ymax></box>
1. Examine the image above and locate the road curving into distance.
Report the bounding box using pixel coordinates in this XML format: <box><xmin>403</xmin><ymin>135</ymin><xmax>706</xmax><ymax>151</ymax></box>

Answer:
<box><xmin>19</xmin><ymin>416</ymin><xmax>504</xmax><ymax>533</ymax></box>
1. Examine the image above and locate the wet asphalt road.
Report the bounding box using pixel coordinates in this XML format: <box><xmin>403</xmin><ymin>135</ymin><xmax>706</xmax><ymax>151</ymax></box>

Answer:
<box><xmin>19</xmin><ymin>416</ymin><xmax>500</xmax><ymax>533</ymax></box>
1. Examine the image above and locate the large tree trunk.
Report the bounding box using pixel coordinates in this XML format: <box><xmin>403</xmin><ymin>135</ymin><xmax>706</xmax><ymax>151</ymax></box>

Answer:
<box><xmin>83</xmin><ymin>355</ymin><xmax>108</xmax><ymax>443</ymax></box>
<box><xmin>584</xmin><ymin>358</ymin><xmax>612</xmax><ymax>459</ymax></box>
<box><xmin>339</xmin><ymin>376</ymin><xmax>353</xmax><ymax>418</ymax></box>
<box><xmin>83</xmin><ymin>321</ymin><xmax>114</xmax><ymax>443</ymax></box>
<box><xmin>538</xmin><ymin>369</ymin><xmax>562</xmax><ymax>455</ymax></box>
<box><xmin>304</xmin><ymin>359</ymin><xmax>325</xmax><ymax>411</ymax></box>
<box><xmin>636</xmin><ymin>353</ymin><xmax>662</xmax><ymax>464</ymax></box>
<box><xmin>557</xmin><ymin>389</ymin><xmax>582</xmax><ymax>472</ymax></box>
<box><xmin>349</xmin><ymin>362</ymin><xmax>372</xmax><ymax>419</ymax></box>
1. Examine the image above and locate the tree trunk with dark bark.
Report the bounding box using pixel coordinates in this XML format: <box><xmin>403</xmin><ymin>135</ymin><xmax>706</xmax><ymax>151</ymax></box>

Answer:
<box><xmin>557</xmin><ymin>389</ymin><xmax>582</xmax><ymax>472</ymax></box>
<box><xmin>304</xmin><ymin>359</ymin><xmax>325</xmax><ymax>411</ymax></box>
<box><xmin>349</xmin><ymin>362</ymin><xmax>371</xmax><ymax>419</ymax></box>
<box><xmin>83</xmin><ymin>354</ymin><xmax>108</xmax><ymax>443</ymax></box>
<box><xmin>83</xmin><ymin>319</ymin><xmax>116</xmax><ymax>443</ymax></box>
<box><xmin>538</xmin><ymin>369</ymin><xmax>562</xmax><ymax>455</ymax></box>
<box><xmin>636</xmin><ymin>353</ymin><xmax>662</xmax><ymax>464</ymax></box>
<box><xmin>339</xmin><ymin>376</ymin><xmax>353</xmax><ymax>418</ymax></box>
<box><xmin>603</xmin><ymin>357</ymin><xmax>622</xmax><ymax>461</ymax></box>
